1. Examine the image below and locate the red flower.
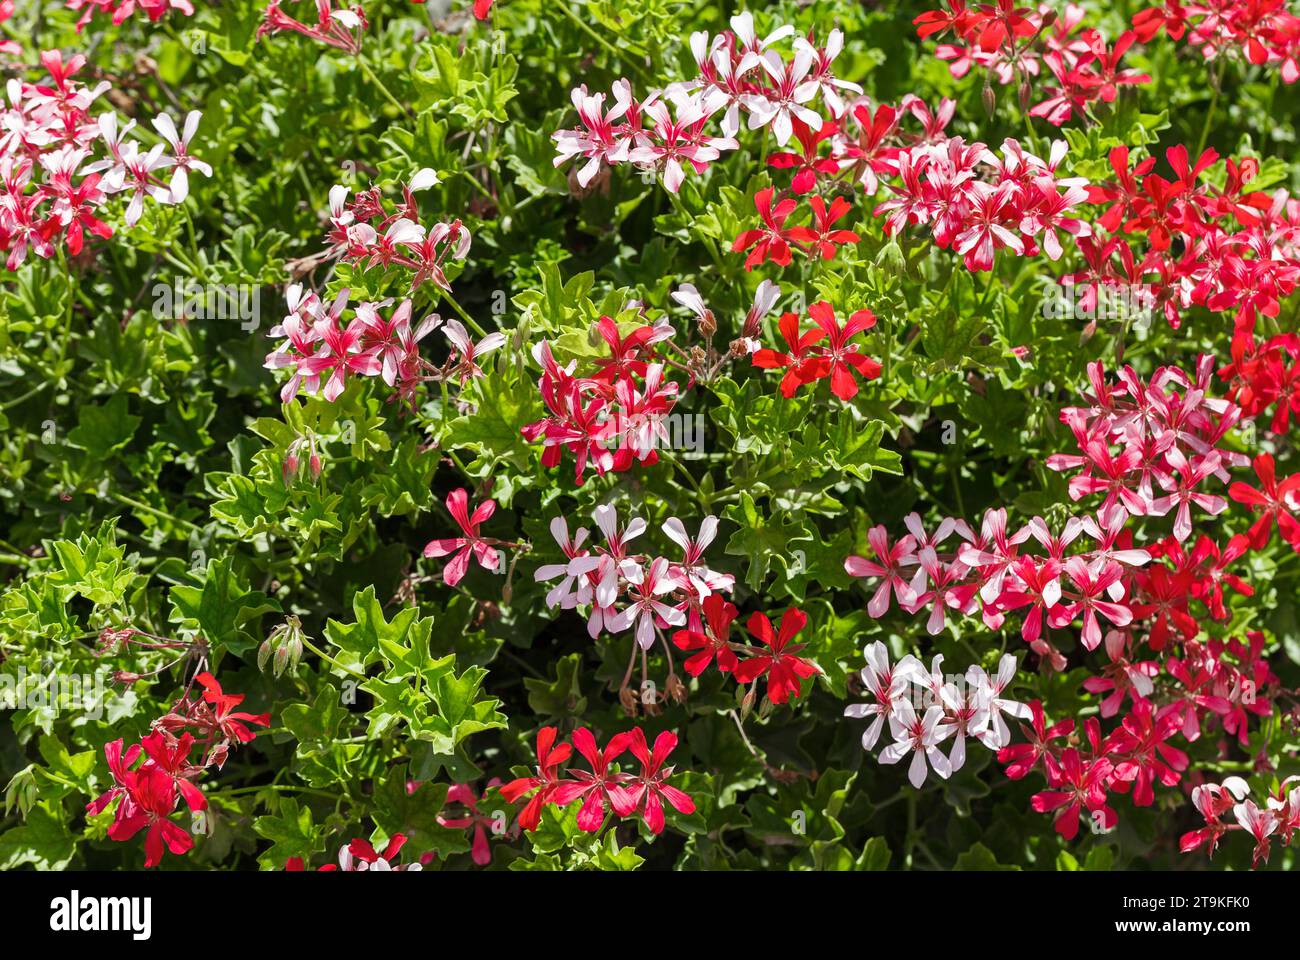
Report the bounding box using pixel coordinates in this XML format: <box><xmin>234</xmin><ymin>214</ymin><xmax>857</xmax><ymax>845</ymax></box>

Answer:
<box><xmin>1085</xmin><ymin>145</ymin><xmax>1156</xmax><ymax>233</ymax></box>
<box><xmin>733</xmin><ymin>608</ymin><xmax>819</xmax><ymax>705</ymax></box>
<box><xmin>751</xmin><ymin>310</ymin><xmax>828</xmax><ymax>398</ymax></box>
<box><xmin>767</xmin><ymin>117</ymin><xmax>839</xmax><ymax>194</ymax></box>
<box><xmin>85</xmin><ymin>738</ymin><xmax>142</xmax><ymax>818</ymax></box>
<box><xmin>997</xmin><ymin>700</ymin><xmax>1074</xmax><ymax>781</ymax></box>
<box><xmin>753</xmin><ymin>301</ymin><xmax>881</xmax><ymax>401</ymax></box>
<box><xmin>1030</xmin><ymin>748</ymin><xmax>1115</xmax><ymax>841</ymax></box>
<box><xmin>672</xmin><ymin>593</ymin><xmax>740</xmax><ymax>676</ymax></box>
<box><xmin>107</xmin><ymin>766</ymin><xmax>193</xmax><ymax>868</ymax></box>
<box><xmin>618</xmin><ymin>728</ymin><xmax>695</xmax><ymax>835</ymax></box>
<box><xmin>139</xmin><ymin>730</ymin><xmax>207</xmax><ymax>813</ymax></box>
<box><xmin>552</xmin><ymin>728</ymin><xmax>634</xmax><ymax>832</ymax></box>
<box><xmin>1228</xmin><ymin>453</ymin><xmax>1300</xmax><ymax>551</ymax></box>
<box><xmin>793</xmin><ymin>195</ymin><xmax>861</xmax><ymax>261</ymax></box>
<box><xmin>195</xmin><ymin>672</ymin><xmax>271</xmax><ymax>744</ymax></box>
<box><xmin>499</xmin><ymin>726</ymin><xmax>573</xmax><ymax>831</ymax></box>
<box><xmin>733</xmin><ymin>187</ymin><xmax>801</xmax><ymax>270</ymax></box>
<box><xmin>1104</xmin><ymin>698</ymin><xmax>1188</xmax><ymax>806</ymax></box>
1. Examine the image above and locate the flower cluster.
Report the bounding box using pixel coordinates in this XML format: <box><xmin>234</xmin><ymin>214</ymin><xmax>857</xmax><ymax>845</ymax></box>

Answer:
<box><xmin>874</xmin><ymin>127</ymin><xmax>1092</xmax><ymax>271</ymax></box>
<box><xmin>257</xmin><ymin>1</ymin><xmax>368</xmax><ymax>54</ymax></box>
<box><xmin>500</xmin><ymin>726</ymin><xmax>695</xmax><ymax>835</ymax></box>
<box><xmin>320</xmin><ymin>170</ymin><xmax>469</xmax><ymax>295</ymax></box>
<box><xmin>1046</xmin><ymin>355</ymin><xmax>1243</xmax><ymax>541</ymax></box>
<box><xmin>87</xmin><ymin>671</ymin><xmax>268</xmax><ymax>867</ymax></box>
<box><xmin>843</xmin><ymin>358</ymin><xmax>1294</xmax><ymax>858</ymax></box>
<box><xmin>844</xmin><ymin>643</ymin><xmax>1029</xmax><ymax>787</ymax></box>
<box><xmin>1132</xmin><ymin>1</ymin><xmax>1300</xmax><ymax>83</ymax></box>
<box><xmin>751</xmin><ymin>299</ymin><xmax>881</xmax><ymax>400</ymax></box>
<box><xmin>66</xmin><ymin>0</ymin><xmax>194</xmax><ymax>32</ymax></box>
<box><xmin>263</xmin><ymin>284</ymin><xmax>449</xmax><ymax>408</ymax></box>
<box><xmin>552</xmin><ymin>12</ymin><xmax>861</xmax><ymax>193</ymax></box>
<box><xmin>263</xmin><ymin>276</ymin><xmax>503</xmax><ymax>412</ymax></box>
<box><xmin>0</xmin><ymin>51</ymin><xmax>208</xmax><ymax>270</ymax></box>
<box><xmin>914</xmin><ymin>2</ymin><xmax>1151</xmax><ymax>123</ymax></box>
<box><xmin>532</xmin><ymin>506</ymin><xmax>732</xmax><ymax>647</ymax></box>
<box><xmin>1182</xmin><ymin>776</ymin><xmax>1300</xmax><ymax>868</ymax></box>
<box><xmin>1074</xmin><ymin>144</ymin><xmax>1300</xmax><ymax>333</ymax></box>
<box><xmin>1004</xmin><ymin>676</ymin><xmax>1281</xmax><ymax>844</ymax></box>
<box><xmin>1219</xmin><ymin>332</ymin><xmax>1300</xmax><ymax>434</ymax></box>
<box><xmin>521</xmin><ymin>316</ymin><xmax>680</xmax><ymax>485</ymax></box>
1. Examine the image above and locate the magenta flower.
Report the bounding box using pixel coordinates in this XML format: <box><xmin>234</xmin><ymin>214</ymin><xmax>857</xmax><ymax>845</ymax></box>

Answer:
<box><xmin>422</xmin><ymin>488</ymin><xmax>502</xmax><ymax>586</ymax></box>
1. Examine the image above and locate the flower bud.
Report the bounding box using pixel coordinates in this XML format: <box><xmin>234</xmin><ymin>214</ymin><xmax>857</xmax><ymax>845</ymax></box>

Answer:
<box><xmin>309</xmin><ymin>452</ymin><xmax>323</xmax><ymax>482</ymax></box>
<box><xmin>982</xmin><ymin>81</ymin><xmax>996</xmax><ymax>118</ymax></box>
<box><xmin>261</xmin><ymin>616</ymin><xmax>306</xmax><ymax>677</ymax></box>
<box><xmin>739</xmin><ymin>684</ymin><xmax>756</xmax><ymax>721</ymax></box>
<box><xmin>875</xmin><ymin>238</ymin><xmax>905</xmax><ymax>276</ymax></box>
<box><xmin>282</xmin><ymin>451</ymin><xmax>300</xmax><ymax>486</ymax></box>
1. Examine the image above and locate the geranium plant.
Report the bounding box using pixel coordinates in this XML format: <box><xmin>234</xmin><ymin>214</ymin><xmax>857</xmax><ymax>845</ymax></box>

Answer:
<box><xmin>0</xmin><ymin>0</ymin><xmax>1296</xmax><ymax>877</ymax></box>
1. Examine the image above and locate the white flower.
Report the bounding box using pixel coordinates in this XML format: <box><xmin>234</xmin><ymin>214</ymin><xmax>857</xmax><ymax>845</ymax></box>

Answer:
<box><xmin>879</xmin><ymin>700</ymin><xmax>953</xmax><ymax>788</ymax></box>
<box><xmin>843</xmin><ymin>641</ymin><xmax>915</xmax><ymax>750</ymax></box>
<box><xmin>969</xmin><ymin>653</ymin><xmax>1031</xmax><ymax>749</ymax></box>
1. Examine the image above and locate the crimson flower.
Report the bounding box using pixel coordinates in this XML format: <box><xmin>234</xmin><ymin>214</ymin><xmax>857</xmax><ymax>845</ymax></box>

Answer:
<box><xmin>767</xmin><ymin>117</ymin><xmax>838</xmax><ymax>194</ymax></box>
<box><xmin>106</xmin><ymin>766</ymin><xmax>193</xmax><ymax>868</ymax></box>
<box><xmin>552</xmin><ymin>728</ymin><xmax>634</xmax><ymax>832</ymax></box>
<box><xmin>733</xmin><ymin>608</ymin><xmax>819</xmax><ymax>705</ymax></box>
<box><xmin>500</xmin><ymin>726</ymin><xmax>573</xmax><ymax>831</ymax></box>
<box><xmin>751</xmin><ymin>310</ymin><xmax>828</xmax><ymax>398</ymax></box>
<box><xmin>1104</xmin><ymin>698</ymin><xmax>1188</xmax><ymax>806</ymax></box>
<box><xmin>139</xmin><ymin>730</ymin><xmax>207</xmax><ymax>813</ymax></box>
<box><xmin>618</xmin><ymin>728</ymin><xmax>695</xmax><ymax>835</ymax></box>
<box><xmin>733</xmin><ymin>187</ymin><xmax>801</xmax><ymax>270</ymax></box>
<box><xmin>672</xmin><ymin>593</ymin><xmax>740</xmax><ymax>676</ymax></box>
<box><xmin>195</xmin><ymin>672</ymin><xmax>270</xmax><ymax>744</ymax></box>
<box><xmin>794</xmin><ymin>195</ymin><xmax>861</xmax><ymax>262</ymax></box>
<box><xmin>998</xmin><ymin>700</ymin><xmax>1074</xmax><ymax>781</ymax></box>
<box><xmin>1030</xmin><ymin>748</ymin><xmax>1115</xmax><ymax>841</ymax></box>
<box><xmin>1228</xmin><ymin>453</ymin><xmax>1300</xmax><ymax>551</ymax></box>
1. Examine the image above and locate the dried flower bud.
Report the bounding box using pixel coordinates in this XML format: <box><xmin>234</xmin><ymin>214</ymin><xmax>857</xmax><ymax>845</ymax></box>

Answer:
<box><xmin>96</xmin><ymin>627</ymin><xmax>135</xmax><ymax>657</ymax></box>
<box><xmin>665</xmin><ymin>672</ymin><xmax>687</xmax><ymax>704</ymax></box>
